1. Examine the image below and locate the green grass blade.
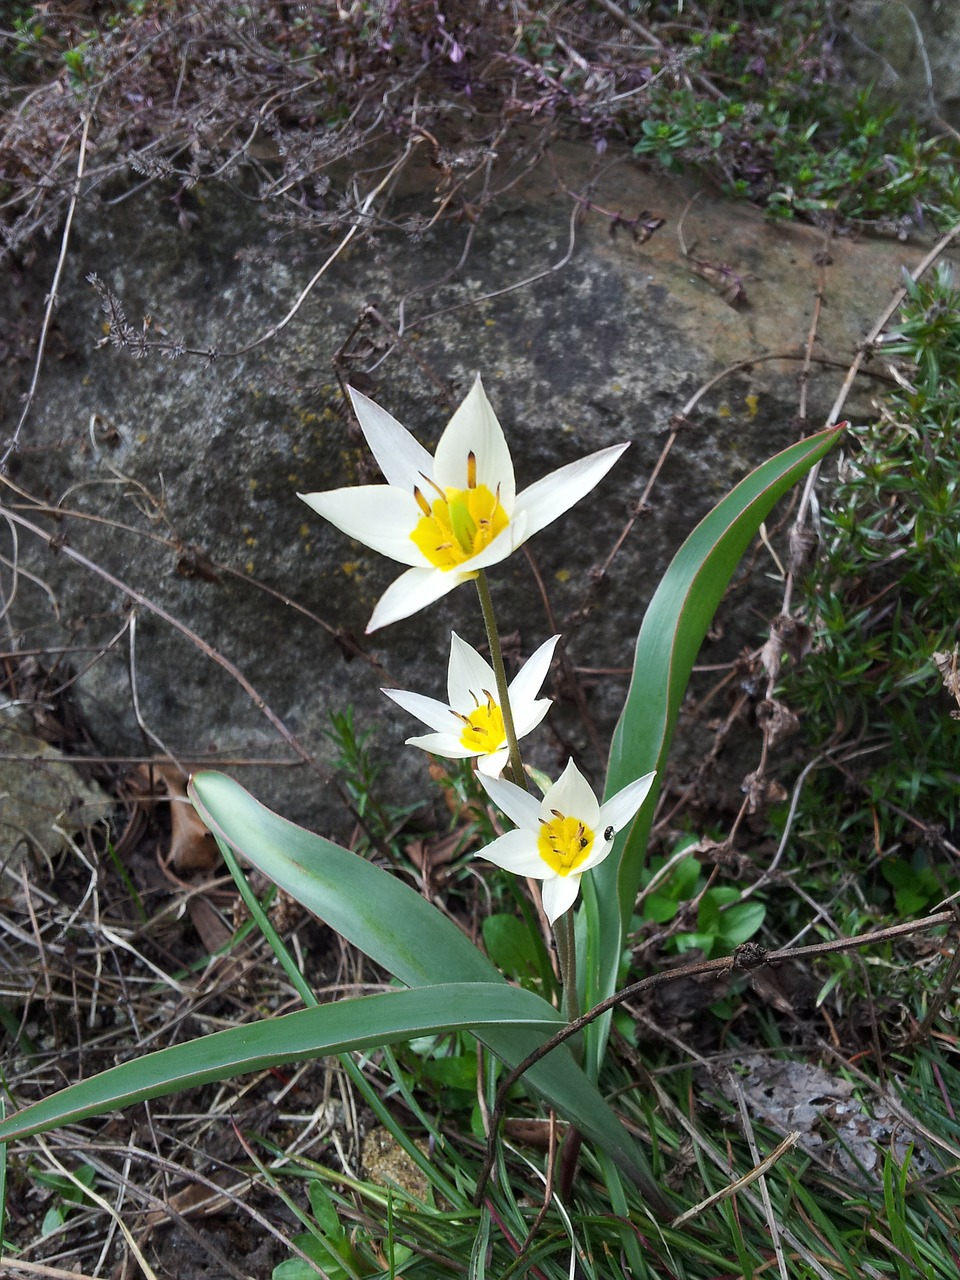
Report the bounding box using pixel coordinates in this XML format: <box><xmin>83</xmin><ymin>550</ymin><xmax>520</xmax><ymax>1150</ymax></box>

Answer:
<box><xmin>0</xmin><ymin>984</ymin><xmax>559</xmax><ymax>1144</ymax></box>
<box><xmin>584</xmin><ymin>425</ymin><xmax>845</xmax><ymax>1060</ymax></box>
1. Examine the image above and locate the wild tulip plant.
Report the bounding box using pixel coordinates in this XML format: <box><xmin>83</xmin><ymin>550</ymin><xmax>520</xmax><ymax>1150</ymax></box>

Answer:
<box><xmin>0</xmin><ymin>377</ymin><xmax>843</xmax><ymax>1267</ymax></box>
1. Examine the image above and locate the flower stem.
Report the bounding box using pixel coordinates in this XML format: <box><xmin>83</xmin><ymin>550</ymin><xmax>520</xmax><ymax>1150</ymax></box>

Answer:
<box><xmin>554</xmin><ymin>907</ymin><xmax>580</xmax><ymax>1026</ymax></box>
<box><xmin>475</xmin><ymin>569</ymin><xmax>527</xmax><ymax>790</ymax></box>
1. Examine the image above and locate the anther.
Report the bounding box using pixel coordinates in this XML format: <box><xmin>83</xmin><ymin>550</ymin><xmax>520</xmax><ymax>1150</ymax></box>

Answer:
<box><xmin>419</xmin><ymin>472</ymin><xmax>447</xmax><ymax>501</ymax></box>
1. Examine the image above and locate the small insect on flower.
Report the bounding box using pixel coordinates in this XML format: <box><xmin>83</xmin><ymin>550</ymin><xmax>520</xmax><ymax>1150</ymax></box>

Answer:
<box><xmin>382</xmin><ymin>632</ymin><xmax>559</xmax><ymax>777</ymax></box>
<box><xmin>478</xmin><ymin>760</ymin><xmax>655</xmax><ymax>924</ymax></box>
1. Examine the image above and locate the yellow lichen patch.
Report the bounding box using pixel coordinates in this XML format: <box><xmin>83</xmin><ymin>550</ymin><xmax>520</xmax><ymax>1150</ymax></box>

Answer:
<box><xmin>718</xmin><ymin>403</ymin><xmax>731</xmax><ymax>418</ymax></box>
<box><xmin>745</xmin><ymin>393</ymin><xmax>759</xmax><ymax>418</ymax></box>
<box><xmin>538</xmin><ymin>813</ymin><xmax>595</xmax><ymax>876</ymax></box>
<box><xmin>555</xmin><ymin>568</ymin><xmax>570</xmax><ymax>583</ymax></box>
<box><xmin>299</xmin><ymin>523</ymin><xmax>311</xmax><ymax>538</ymax></box>
<box><xmin>342</xmin><ymin>561</ymin><xmax>360</xmax><ymax>576</ymax></box>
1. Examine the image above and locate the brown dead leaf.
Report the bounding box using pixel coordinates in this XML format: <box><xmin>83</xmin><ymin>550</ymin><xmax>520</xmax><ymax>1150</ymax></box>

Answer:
<box><xmin>933</xmin><ymin>646</ymin><xmax>960</xmax><ymax>718</ymax></box>
<box><xmin>689</xmin><ymin>257</ymin><xmax>749</xmax><ymax>306</ymax></box>
<box><xmin>155</xmin><ymin>765</ymin><xmax>220</xmax><ymax>872</ymax></box>
<box><xmin>718</xmin><ymin>1054</ymin><xmax>943</xmax><ymax>1181</ymax></box>
<box><xmin>755</xmin><ymin>697</ymin><xmax>801</xmax><ymax>747</ymax></box>
<box><xmin>187</xmin><ymin>893</ymin><xmax>233</xmax><ymax>954</ymax></box>
<box><xmin>503</xmin><ymin>1117</ymin><xmax>561</xmax><ymax>1151</ymax></box>
<box><xmin>760</xmin><ymin>614</ymin><xmax>813</xmax><ymax>681</ymax></box>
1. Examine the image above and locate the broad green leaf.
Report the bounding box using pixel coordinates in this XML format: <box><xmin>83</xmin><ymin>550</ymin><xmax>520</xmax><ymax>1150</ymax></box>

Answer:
<box><xmin>190</xmin><ymin>773</ymin><xmax>671</xmax><ymax>1214</ymax></box>
<box><xmin>0</xmin><ymin>984</ymin><xmax>557</xmax><ymax>1144</ymax></box>
<box><xmin>583</xmin><ymin>424</ymin><xmax>844</xmax><ymax>1070</ymax></box>
<box><xmin>717</xmin><ymin>901</ymin><xmax>766</xmax><ymax>947</ymax></box>
<box><xmin>482</xmin><ymin>913</ymin><xmax>539</xmax><ymax>980</ymax></box>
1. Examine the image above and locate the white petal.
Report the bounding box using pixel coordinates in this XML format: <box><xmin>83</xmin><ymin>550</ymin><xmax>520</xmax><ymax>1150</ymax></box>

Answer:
<box><xmin>433</xmin><ymin>376</ymin><xmax>516</xmax><ymax>511</ymax></box>
<box><xmin>512</xmin><ymin>443</ymin><xmax>629</xmax><ymax>541</ymax></box>
<box><xmin>299</xmin><ymin>486</ymin><xmax>428</xmax><ymax>567</ymax></box>
<box><xmin>479</xmin><ymin>772</ymin><xmax>542</xmax><ymax>831</ymax></box>
<box><xmin>576</xmin><ymin>833</ymin><xmax>616</xmax><ymax>874</ymax></box>
<box><xmin>512</xmin><ymin>697</ymin><xmax>552</xmax><ymax>740</ymax></box>
<box><xmin>508</xmin><ymin>635</ymin><xmax>559</xmax><ymax>719</ymax></box>
<box><xmin>476</xmin><ymin>747</ymin><xmax>510</xmax><ymax>778</ymax></box>
<box><xmin>446</xmin><ymin>632</ymin><xmax>497</xmax><ymax>709</ymax></box>
<box><xmin>366</xmin><ymin>565</ymin><xmax>465</xmax><ymax>632</ymax></box>
<box><xmin>543</xmin><ymin>759</ymin><xmax>600</xmax><ymax>829</ymax></box>
<box><xmin>347</xmin><ymin>386</ymin><xmax>434</xmax><ymax>490</ymax></box>
<box><xmin>599</xmin><ymin>771</ymin><xmax>657</xmax><ymax>834</ymax></box>
<box><xmin>381</xmin><ymin>688</ymin><xmax>459</xmax><ymax>735</ymax></box>
<box><xmin>453</xmin><ymin>508</ymin><xmax>528</xmax><ymax>573</ymax></box>
<box><xmin>542</xmin><ymin>873</ymin><xmax>582</xmax><ymax>924</ymax></box>
<box><xmin>478</xmin><ymin>828</ymin><xmax>545</xmax><ymax>877</ymax></box>
<box><xmin>404</xmin><ymin>732</ymin><xmax>477</xmax><ymax>759</ymax></box>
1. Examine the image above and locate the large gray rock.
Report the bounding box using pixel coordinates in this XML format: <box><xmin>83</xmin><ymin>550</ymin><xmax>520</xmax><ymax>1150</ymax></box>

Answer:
<box><xmin>0</xmin><ymin>140</ymin><xmax>933</xmax><ymax>833</ymax></box>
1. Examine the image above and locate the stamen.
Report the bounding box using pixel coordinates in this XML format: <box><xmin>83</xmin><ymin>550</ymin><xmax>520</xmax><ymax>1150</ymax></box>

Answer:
<box><xmin>419</xmin><ymin>472</ymin><xmax>447</xmax><ymax>501</ymax></box>
<box><xmin>466</xmin><ymin>451</ymin><xmax>477</xmax><ymax>489</ymax></box>
<box><xmin>413</xmin><ymin>486</ymin><xmax>432</xmax><ymax>518</ymax></box>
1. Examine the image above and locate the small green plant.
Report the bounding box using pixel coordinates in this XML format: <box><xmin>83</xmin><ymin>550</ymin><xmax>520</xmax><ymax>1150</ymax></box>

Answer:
<box><xmin>274</xmin><ymin>1178</ymin><xmax>413</xmax><ymax>1280</ymax></box>
<box><xmin>324</xmin><ymin>707</ymin><xmax>419</xmax><ymax>850</ymax></box>
<box><xmin>788</xmin><ymin>263</ymin><xmax>960</xmax><ymax>894</ymax></box>
<box><xmin>29</xmin><ymin>1162</ymin><xmax>97</xmax><ymax>1236</ymax></box>
<box><xmin>637</xmin><ymin>838</ymin><xmax>766</xmax><ymax>959</ymax></box>
<box><xmin>627</xmin><ymin>14</ymin><xmax>960</xmax><ymax>227</ymax></box>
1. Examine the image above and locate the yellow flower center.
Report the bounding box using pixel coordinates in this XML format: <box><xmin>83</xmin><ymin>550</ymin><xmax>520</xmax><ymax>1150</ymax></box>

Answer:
<box><xmin>410</xmin><ymin>482</ymin><xmax>508</xmax><ymax>570</ymax></box>
<box><xmin>457</xmin><ymin>695</ymin><xmax>505</xmax><ymax>753</ymax></box>
<box><xmin>537</xmin><ymin>811</ymin><xmax>595</xmax><ymax>876</ymax></box>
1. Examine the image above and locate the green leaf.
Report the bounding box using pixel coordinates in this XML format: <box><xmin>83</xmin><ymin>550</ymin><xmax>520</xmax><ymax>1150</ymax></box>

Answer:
<box><xmin>717</xmin><ymin>902</ymin><xmax>766</xmax><ymax>947</ymax></box>
<box><xmin>421</xmin><ymin>1054</ymin><xmax>478</xmax><ymax>1092</ymax></box>
<box><xmin>584</xmin><ymin>424</ymin><xmax>845</xmax><ymax>1071</ymax></box>
<box><xmin>41</xmin><ymin>1207</ymin><xmax>64</xmax><ymax>1237</ymax></box>
<box><xmin>0</xmin><ymin>984</ymin><xmax>559</xmax><ymax>1144</ymax></box>
<box><xmin>308</xmin><ymin>1180</ymin><xmax>345</xmax><ymax>1242</ymax></box>
<box><xmin>189</xmin><ymin>773</ymin><xmax>672</xmax><ymax>1214</ymax></box>
<box><xmin>482</xmin><ymin>913</ymin><xmax>539</xmax><ymax>979</ymax></box>
<box><xmin>642</xmin><ymin>892</ymin><xmax>682</xmax><ymax>925</ymax></box>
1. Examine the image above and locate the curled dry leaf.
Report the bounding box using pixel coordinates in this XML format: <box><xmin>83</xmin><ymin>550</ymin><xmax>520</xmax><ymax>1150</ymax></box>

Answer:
<box><xmin>154</xmin><ymin>764</ymin><xmax>221</xmax><ymax>872</ymax></box>
<box><xmin>760</xmin><ymin>614</ymin><xmax>813</xmax><ymax>681</ymax></box>
<box><xmin>933</xmin><ymin>646</ymin><xmax>960</xmax><ymax>719</ymax></box>
<box><xmin>756</xmin><ymin>697</ymin><xmax>801</xmax><ymax>747</ymax></box>
<box><xmin>787</xmin><ymin>522</ymin><xmax>819</xmax><ymax>576</ymax></box>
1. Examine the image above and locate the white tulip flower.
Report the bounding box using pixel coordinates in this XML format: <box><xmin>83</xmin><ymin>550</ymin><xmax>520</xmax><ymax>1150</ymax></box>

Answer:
<box><xmin>478</xmin><ymin>759</ymin><xmax>656</xmax><ymax>924</ymax></box>
<box><xmin>383</xmin><ymin>632</ymin><xmax>559</xmax><ymax>778</ymax></box>
<box><xmin>299</xmin><ymin>376</ymin><xmax>628</xmax><ymax>632</ymax></box>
